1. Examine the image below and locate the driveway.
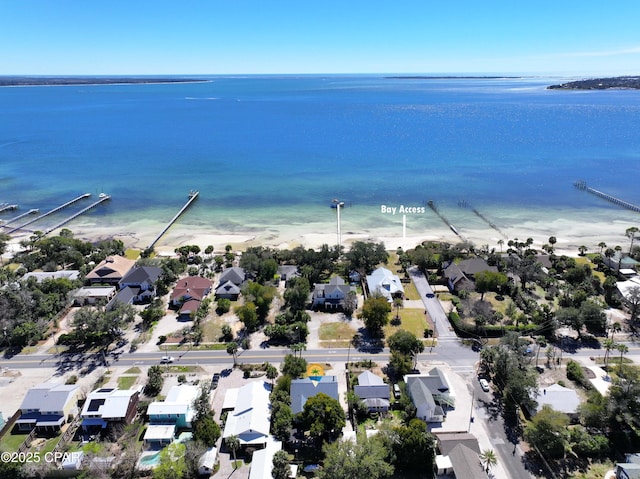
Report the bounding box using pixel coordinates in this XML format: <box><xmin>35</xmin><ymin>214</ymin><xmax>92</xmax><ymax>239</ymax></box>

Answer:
<box><xmin>409</xmin><ymin>266</ymin><xmax>456</xmax><ymax>338</ymax></box>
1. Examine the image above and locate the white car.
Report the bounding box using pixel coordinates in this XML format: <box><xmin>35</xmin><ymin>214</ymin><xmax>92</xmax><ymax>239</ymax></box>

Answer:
<box><xmin>160</xmin><ymin>356</ymin><xmax>175</xmax><ymax>364</ymax></box>
<box><xmin>479</xmin><ymin>378</ymin><xmax>490</xmax><ymax>392</ymax></box>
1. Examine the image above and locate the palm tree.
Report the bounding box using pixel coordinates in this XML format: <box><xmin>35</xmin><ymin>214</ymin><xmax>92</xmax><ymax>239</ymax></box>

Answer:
<box><xmin>578</xmin><ymin>245</ymin><xmax>588</xmax><ymax>256</ymax></box>
<box><xmin>265</xmin><ymin>362</ymin><xmax>278</xmax><ymax>385</ymax></box>
<box><xmin>598</xmin><ymin>242</ymin><xmax>607</xmax><ymax>254</ymax></box>
<box><xmin>497</xmin><ymin>239</ymin><xmax>504</xmax><ymax>253</ymax></box>
<box><xmin>226</xmin><ymin>435</ymin><xmax>240</xmax><ymax>468</ymax></box>
<box><xmin>617</xmin><ymin>343</ymin><xmax>629</xmax><ymax>367</ymax></box>
<box><xmin>393</xmin><ymin>297</ymin><xmax>404</xmax><ymax>322</ymax></box>
<box><xmin>479</xmin><ymin>448</ymin><xmax>498</xmax><ymax>473</ymax></box>
<box><xmin>610</xmin><ymin>321</ymin><xmax>622</xmax><ymax>340</ymax></box>
<box><xmin>226</xmin><ymin>341</ymin><xmax>239</xmax><ymax>366</ymax></box>
<box><xmin>603</xmin><ymin>338</ymin><xmax>616</xmax><ymax>370</ymax></box>
<box><xmin>548</xmin><ymin>236</ymin><xmax>557</xmax><ymax>254</ymax></box>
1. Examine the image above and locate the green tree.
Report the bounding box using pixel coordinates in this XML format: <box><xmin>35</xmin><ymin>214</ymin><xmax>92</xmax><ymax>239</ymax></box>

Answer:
<box><xmin>283</xmin><ymin>277</ymin><xmax>310</xmax><ymax>312</ymax></box>
<box><xmin>387</xmin><ymin>329</ymin><xmax>424</xmax><ymax>376</ymax></box>
<box><xmin>580</xmin><ymin>301</ymin><xmax>607</xmax><ymax>335</ymax></box>
<box><xmin>390</xmin><ymin>418</ymin><xmax>436</xmax><ymax>474</ymax></box>
<box><xmin>344</xmin><ymin>241</ymin><xmax>388</xmax><ymax>276</ymax></box>
<box><xmin>319</xmin><ymin>436</ymin><xmax>394</xmax><ymax>479</ymax></box>
<box><xmin>524</xmin><ymin>405</ymin><xmax>569</xmax><ymax>459</ymax></box>
<box><xmin>265</xmin><ymin>362</ymin><xmax>278</xmax><ymax>384</ymax></box>
<box><xmin>191</xmin><ymin>382</ymin><xmax>221</xmax><ymax>446</ymax></box>
<box><xmin>153</xmin><ymin>442</ymin><xmax>186</xmax><ymax>479</ymax></box>
<box><xmin>556</xmin><ymin>307</ymin><xmax>583</xmax><ymax>338</ymax></box>
<box><xmin>281</xmin><ymin>354</ymin><xmax>307</xmax><ymax>378</ymax></box>
<box><xmin>360</xmin><ymin>295</ymin><xmax>391</xmax><ymax>337</ymax></box>
<box><xmin>626</xmin><ymin>226</ymin><xmax>639</xmax><ymax>254</ymax></box>
<box><xmin>235</xmin><ymin>302</ymin><xmax>259</xmax><ymax>332</ymax></box>
<box><xmin>271</xmin><ymin>450</ymin><xmax>291</xmax><ymax>479</ymax></box>
<box><xmin>270</xmin><ymin>400</ymin><xmax>293</xmax><ymax>442</ymax></box>
<box><xmin>145</xmin><ymin>365</ymin><xmax>164</xmax><ymax>397</ymax></box>
<box><xmin>474</xmin><ymin>270</ymin><xmax>508</xmax><ymax>300</ymax></box>
<box><xmin>298</xmin><ymin>392</ymin><xmax>345</xmax><ymax>442</ymax></box>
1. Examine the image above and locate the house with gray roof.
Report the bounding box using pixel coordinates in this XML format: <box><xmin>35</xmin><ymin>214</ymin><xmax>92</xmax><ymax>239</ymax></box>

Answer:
<box><xmin>617</xmin><ymin>454</ymin><xmax>640</xmax><ymax>479</ymax></box>
<box><xmin>117</xmin><ymin>265</ymin><xmax>162</xmax><ymax>303</ymax></box>
<box><xmin>277</xmin><ymin>265</ymin><xmax>300</xmax><ymax>286</ymax></box>
<box><xmin>404</xmin><ymin>368</ymin><xmax>455</xmax><ymax>423</ymax></box>
<box><xmin>311</xmin><ymin>276</ymin><xmax>355</xmax><ymax>310</ymax></box>
<box><xmin>366</xmin><ymin>267</ymin><xmax>404</xmax><ymax>302</ymax></box>
<box><xmin>215</xmin><ymin>267</ymin><xmax>246</xmax><ymax>300</ymax></box>
<box><xmin>17</xmin><ymin>382</ymin><xmax>81</xmax><ymax>433</ymax></box>
<box><xmin>529</xmin><ymin>383</ymin><xmax>581</xmax><ymax>420</ymax></box>
<box><xmin>290</xmin><ymin>376</ymin><xmax>339</xmax><ymax>414</ymax></box>
<box><xmin>443</xmin><ymin>258</ymin><xmax>498</xmax><ymax>293</ymax></box>
<box><xmin>354</xmin><ymin>371</ymin><xmax>390</xmax><ymax>412</ymax></box>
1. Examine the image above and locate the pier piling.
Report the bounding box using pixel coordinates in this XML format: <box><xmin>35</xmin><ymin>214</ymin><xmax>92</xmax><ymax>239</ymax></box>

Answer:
<box><xmin>43</xmin><ymin>194</ymin><xmax>111</xmax><ymax>235</ymax></box>
<box><xmin>575</xmin><ymin>180</ymin><xmax>640</xmax><ymax>213</ymax></box>
<box><xmin>5</xmin><ymin>194</ymin><xmax>90</xmax><ymax>235</ymax></box>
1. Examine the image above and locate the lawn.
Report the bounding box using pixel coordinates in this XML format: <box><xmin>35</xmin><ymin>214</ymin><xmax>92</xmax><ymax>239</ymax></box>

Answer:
<box><xmin>319</xmin><ymin>322</ymin><xmax>358</xmax><ymax>341</ymax></box>
<box><xmin>124</xmin><ymin>367</ymin><xmax>142</xmax><ymax>374</ymax></box>
<box><xmin>201</xmin><ymin>315</ymin><xmax>226</xmax><ymax>343</ymax></box>
<box><xmin>0</xmin><ymin>432</ymin><xmax>28</xmax><ymax>452</ymax></box>
<box><xmin>118</xmin><ymin>376</ymin><xmax>139</xmax><ymax>390</ymax></box>
<box><xmin>384</xmin><ymin>308</ymin><xmax>427</xmax><ymax>339</ymax></box>
<box><xmin>574</xmin><ymin>256</ymin><xmax>606</xmax><ymax>282</ymax></box>
<box><xmin>385</xmin><ymin>253</ymin><xmax>419</xmax><ymax>300</ymax></box>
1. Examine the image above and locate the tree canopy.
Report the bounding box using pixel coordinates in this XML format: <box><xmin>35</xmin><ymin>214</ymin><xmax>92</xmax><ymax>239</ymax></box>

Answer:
<box><xmin>298</xmin><ymin>392</ymin><xmax>345</xmax><ymax>442</ymax></box>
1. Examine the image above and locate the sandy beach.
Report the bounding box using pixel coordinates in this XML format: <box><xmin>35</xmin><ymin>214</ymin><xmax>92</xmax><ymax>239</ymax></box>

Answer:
<box><xmin>4</xmin><ymin>200</ymin><xmax>636</xmax><ymax>260</ymax></box>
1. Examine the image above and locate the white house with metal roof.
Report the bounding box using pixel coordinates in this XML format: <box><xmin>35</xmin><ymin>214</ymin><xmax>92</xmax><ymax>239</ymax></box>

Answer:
<box><xmin>80</xmin><ymin>387</ymin><xmax>141</xmax><ymax>432</ymax></box>
<box><xmin>222</xmin><ymin>381</ymin><xmax>271</xmax><ymax>447</ymax></box>
<box><xmin>366</xmin><ymin>267</ymin><xmax>404</xmax><ymax>302</ymax></box>
<box><xmin>404</xmin><ymin>368</ymin><xmax>455</xmax><ymax>423</ymax></box>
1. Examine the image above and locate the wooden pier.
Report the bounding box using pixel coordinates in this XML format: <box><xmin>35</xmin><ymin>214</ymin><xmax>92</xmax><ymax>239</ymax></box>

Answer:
<box><xmin>427</xmin><ymin>200</ymin><xmax>463</xmax><ymax>238</ymax></box>
<box><xmin>43</xmin><ymin>194</ymin><xmax>111</xmax><ymax>235</ymax></box>
<box><xmin>575</xmin><ymin>180</ymin><xmax>640</xmax><ymax>213</ymax></box>
<box><xmin>0</xmin><ymin>209</ymin><xmax>38</xmax><ymax>227</ymax></box>
<box><xmin>147</xmin><ymin>190</ymin><xmax>199</xmax><ymax>250</ymax></box>
<box><xmin>5</xmin><ymin>193</ymin><xmax>91</xmax><ymax>235</ymax></box>
<box><xmin>0</xmin><ymin>203</ymin><xmax>18</xmax><ymax>214</ymax></box>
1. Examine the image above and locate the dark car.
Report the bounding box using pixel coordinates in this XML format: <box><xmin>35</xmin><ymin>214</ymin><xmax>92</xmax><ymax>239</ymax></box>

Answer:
<box><xmin>211</xmin><ymin>373</ymin><xmax>221</xmax><ymax>389</ymax></box>
<box><xmin>426</xmin><ymin>292</ymin><xmax>435</xmax><ymax>298</ymax></box>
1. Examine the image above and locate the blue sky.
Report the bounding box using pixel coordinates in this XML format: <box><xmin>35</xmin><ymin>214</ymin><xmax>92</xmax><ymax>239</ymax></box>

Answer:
<box><xmin>2</xmin><ymin>1</ymin><xmax>639</xmax><ymax>75</ymax></box>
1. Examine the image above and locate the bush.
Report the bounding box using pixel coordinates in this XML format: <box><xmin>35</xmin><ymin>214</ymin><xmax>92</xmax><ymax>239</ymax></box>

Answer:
<box><xmin>177</xmin><ymin>374</ymin><xmax>187</xmax><ymax>384</ymax></box>
<box><xmin>66</xmin><ymin>375</ymin><xmax>78</xmax><ymax>385</ymax></box>
<box><xmin>566</xmin><ymin>359</ymin><xmax>590</xmax><ymax>388</ymax></box>
<box><xmin>158</xmin><ymin>335</ymin><xmax>167</xmax><ymax>345</ymax></box>
<box><xmin>216</xmin><ymin>298</ymin><xmax>231</xmax><ymax>315</ymax></box>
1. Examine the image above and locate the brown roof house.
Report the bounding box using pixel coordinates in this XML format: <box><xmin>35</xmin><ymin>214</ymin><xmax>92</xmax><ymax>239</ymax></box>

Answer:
<box><xmin>85</xmin><ymin>256</ymin><xmax>135</xmax><ymax>285</ymax></box>
<box><xmin>171</xmin><ymin>276</ymin><xmax>213</xmax><ymax>317</ymax></box>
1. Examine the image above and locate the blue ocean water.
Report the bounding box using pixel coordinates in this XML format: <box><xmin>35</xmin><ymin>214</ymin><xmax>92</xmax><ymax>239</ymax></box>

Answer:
<box><xmin>1</xmin><ymin>75</ymin><xmax>639</xmax><ymax>242</ymax></box>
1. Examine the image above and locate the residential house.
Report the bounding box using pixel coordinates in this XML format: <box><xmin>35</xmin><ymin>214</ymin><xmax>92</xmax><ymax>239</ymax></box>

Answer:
<box><xmin>290</xmin><ymin>376</ymin><xmax>340</xmax><ymax>414</ymax></box>
<box><xmin>222</xmin><ymin>381</ymin><xmax>271</xmax><ymax>447</ymax></box>
<box><xmin>528</xmin><ymin>383</ymin><xmax>581</xmax><ymax>420</ymax></box>
<box><xmin>171</xmin><ymin>276</ymin><xmax>213</xmax><ymax>317</ymax></box>
<box><xmin>366</xmin><ymin>267</ymin><xmax>404</xmax><ymax>302</ymax></box>
<box><xmin>435</xmin><ymin>432</ymin><xmax>483</xmax><ymax>477</ymax></box>
<box><xmin>604</xmin><ymin>252</ymin><xmax>639</xmax><ymax>273</ymax></box>
<box><xmin>249</xmin><ymin>438</ymin><xmax>295</xmax><ymax>479</ymax></box>
<box><xmin>73</xmin><ymin>286</ymin><xmax>116</xmax><ymax>306</ymax></box>
<box><xmin>617</xmin><ymin>453</ymin><xmax>640</xmax><ymax>479</ymax></box>
<box><xmin>442</xmin><ymin>258</ymin><xmax>498</xmax><ymax>293</ymax></box>
<box><xmin>617</xmin><ymin>276</ymin><xmax>640</xmax><ymax>305</ymax></box>
<box><xmin>277</xmin><ymin>265</ymin><xmax>300</xmax><ymax>286</ymax></box>
<box><xmin>116</xmin><ymin>265</ymin><xmax>163</xmax><ymax>304</ymax></box>
<box><xmin>354</xmin><ymin>371</ymin><xmax>390</xmax><ymax>412</ymax></box>
<box><xmin>80</xmin><ymin>387</ymin><xmax>141</xmax><ymax>433</ymax></box>
<box><xmin>311</xmin><ymin>276</ymin><xmax>355</xmax><ymax>310</ymax></box>
<box><xmin>22</xmin><ymin>270</ymin><xmax>80</xmax><ymax>283</ymax></box>
<box><xmin>17</xmin><ymin>382</ymin><xmax>81</xmax><ymax>434</ymax></box>
<box><xmin>198</xmin><ymin>447</ymin><xmax>218</xmax><ymax>476</ymax></box>
<box><xmin>404</xmin><ymin>369</ymin><xmax>455</xmax><ymax>423</ymax></box>
<box><xmin>215</xmin><ymin>267</ymin><xmax>246</xmax><ymax>300</ymax></box>
<box><xmin>85</xmin><ymin>256</ymin><xmax>135</xmax><ymax>285</ymax></box>
<box><xmin>144</xmin><ymin>385</ymin><xmax>200</xmax><ymax>446</ymax></box>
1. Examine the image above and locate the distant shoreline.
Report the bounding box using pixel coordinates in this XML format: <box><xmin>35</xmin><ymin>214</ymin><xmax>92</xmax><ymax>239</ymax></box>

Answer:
<box><xmin>0</xmin><ymin>76</ymin><xmax>210</xmax><ymax>87</ymax></box>
<box><xmin>548</xmin><ymin>76</ymin><xmax>640</xmax><ymax>90</ymax></box>
<box><xmin>386</xmin><ymin>75</ymin><xmax>522</xmax><ymax>80</ymax></box>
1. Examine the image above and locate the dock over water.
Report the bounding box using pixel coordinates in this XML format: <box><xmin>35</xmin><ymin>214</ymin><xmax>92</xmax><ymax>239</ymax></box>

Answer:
<box><xmin>43</xmin><ymin>194</ymin><xmax>111</xmax><ymax>235</ymax></box>
<box><xmin>5</xmin><ymin>193</ymin><xmax>90</xmax><ymax>235</ymax></box>
<box><xmin>147</xmin><ymin>190</ymin><xmax>199</xmax><ymax>250</ymax></box>
<box><xmin>575</xmin><ymin>180</ymin><xmax>640</xmax><ymax>213</ymax></box>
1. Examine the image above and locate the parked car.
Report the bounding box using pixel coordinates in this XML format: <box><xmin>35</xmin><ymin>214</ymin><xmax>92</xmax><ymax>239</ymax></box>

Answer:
<box><xmin>479</xmin><ymin>378</ymin><xmax>490</xmax><ymax>392</ymax></box>
<box><xmin>393</xmin><ymin>384</ymin><xmax>401</xmax><ymax>399</ymax></box>
<box><xmin>160</xmin><ymin>356</ymin><xmax>175</xmax><ymax>364</ymax></box>
<box><xmin>211</xmin><ymin>373</ymin><xmax>220</xmax><ymax>389</ymax></box>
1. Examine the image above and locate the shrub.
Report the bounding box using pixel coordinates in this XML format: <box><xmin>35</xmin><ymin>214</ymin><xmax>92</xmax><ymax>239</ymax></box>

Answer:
<box><xmin>66</xmin><ymin>375</ymin><xmax>78</xmax><ymax>385</ymax></box>
<box><xmin>566</xmin><ymin>360</ymin><xmax>590</xmax><ymax>389</ymax></box>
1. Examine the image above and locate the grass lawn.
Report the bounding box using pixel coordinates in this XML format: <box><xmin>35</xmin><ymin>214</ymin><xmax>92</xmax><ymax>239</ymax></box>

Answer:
<box><xmin>574</xmin><ymin>256</ymin><xmax>606</xmax><ymax>282</ymax></box>
<box><xmin>568</xmin><ymin>461</ymin><xmax>614</xmax><ymax>479</ymax></box>
<box><xmin>384</xmin><ymin>253</ymin><xmax>419</xmax><ymax>300</ymax></box>
<box><xmin>0</xmin><ymin>432</ymin><xmax>28</xmax><ymax>452</ymax></box>
<box><xmin>201</xmin><ymin>315</ymin><xmax>225</xmax><ymax>342</ymax></box>
<box><xmin>118</xmin><ymin>376</ymin><xmax>139</xmax><ymax>390</ymax></box>
<box><xmin>124</xmin><ymin>248</ymin><xmax>141</xmax><ymax>260</ymax></box>
<box><xmin>384</xmin><ymin>308</ymin><xmax>427</xmax><ymax>339</ymax></box>
<box><xmin>319</xmin><ymin>322</ymin><xmax>357</xmax><ymax>341</ymax></box>
<box><xmin>165</xmin><ymin>343</ymin><xmax>228</xmax><ymax>351</ymax></box>
<box><xmin>124</xmin><ymin>367</ymin><xmax>141</xmax><ymax>374</ymax></box>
